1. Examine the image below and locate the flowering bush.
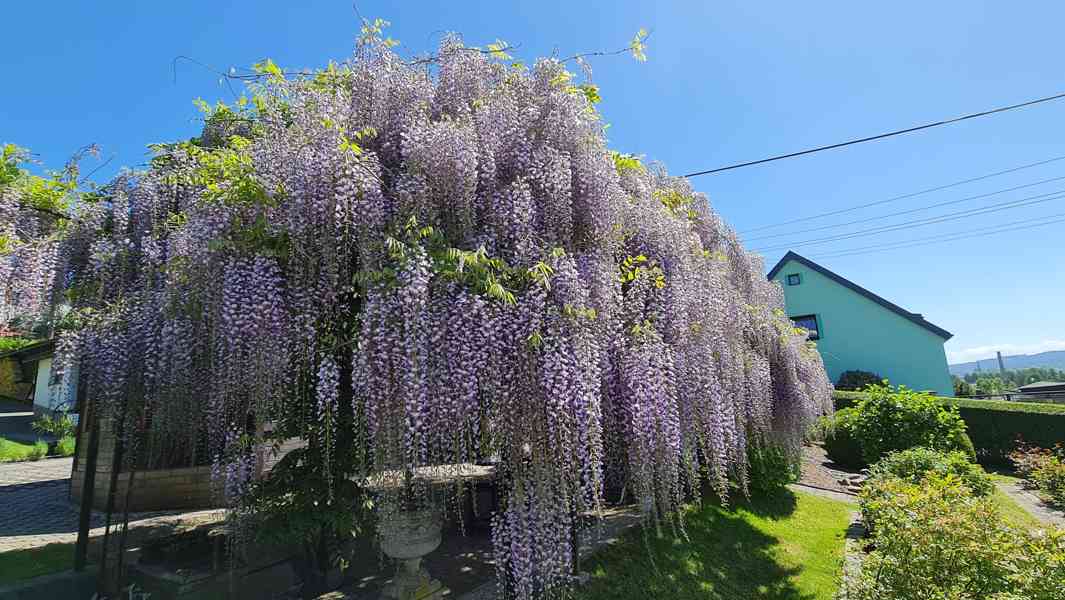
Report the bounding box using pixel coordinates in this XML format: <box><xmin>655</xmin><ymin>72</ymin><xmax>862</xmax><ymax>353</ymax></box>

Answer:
<box><xmin>1012</xmin><ymin>443</ymin><xmax>1065</xmax><ymax>506</ymax></box>
<box><xmin>867</xmin><ymin>446</ymin><xmax>993</xmax><ymax>496</ymax></box>
<box><xmin>0</xmin><ymin>24</ymin><xmax>833</xmax><ymax>598</ymax></box>
<box><xmin>851</xmin><ymin>473</ymin><xmax>1065</xmax><ymax>600</ymax></box>
<box><xmin>1011</xmin><ymin>445</ymin><xmax>1054</xmax><ymax>482</ymax></box>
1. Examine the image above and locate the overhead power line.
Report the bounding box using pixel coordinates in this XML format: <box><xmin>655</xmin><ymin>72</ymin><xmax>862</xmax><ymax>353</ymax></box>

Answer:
<box><xmin>750</xmin><ymin>188</ymin><xmax>1065</xmax><ymax>252</ymax></box>
<box><xmin>744</xmin><ymin>174</ymin><xmax>1065</xmax><ymax>242</ymax></box>
<box><xmin>811</xmin><ymin>212</ymin><xmax>1065</xmax><ymax>259</ymax></box>
<box><xmin>739</xmin><ymin>154</ymin><xmax>1065</xmax><ymax>234</ymax></box>
<box><xmin>683</xmin><ymin>91</ymin><xmax>1065</xmax><ymax>178</ymax></box>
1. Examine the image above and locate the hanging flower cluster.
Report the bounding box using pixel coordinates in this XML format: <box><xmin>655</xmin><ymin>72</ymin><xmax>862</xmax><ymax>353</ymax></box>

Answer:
<box><xmin>1</xmin><ymin>30</ymin><xmax>832</xmax><ymax>599</ymax></box>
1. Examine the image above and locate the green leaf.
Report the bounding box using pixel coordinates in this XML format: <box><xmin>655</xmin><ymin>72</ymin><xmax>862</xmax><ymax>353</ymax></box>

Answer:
<box><xmin>577</xmin><ymin>83</ymin><xmax>601</xmax><ymax>105</ymax></box>
<box><xmin>611</xmin><ymin>151</ymin><xmax>644</xmax><ymax>174</ymax></box>
<box><xmin>253</xmin><ymin>58</ymin><xmax>284</xmax><ymax>80</ymax></box>
<box><xmin>486</xmin><ymin>39</ymin><xmax>513</xmax><ymax>60</ymax></box>
<box><xmin>630</xmin><ymin>28</ymin><xmax>649</xmax><ymax>62</ymax></box>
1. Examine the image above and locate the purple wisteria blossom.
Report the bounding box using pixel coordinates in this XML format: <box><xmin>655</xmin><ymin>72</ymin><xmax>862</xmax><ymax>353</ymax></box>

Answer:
<box><xmin>1</xmin><ymin>30</ymin><xmax>833</xmax><ymax>599</ymax></box>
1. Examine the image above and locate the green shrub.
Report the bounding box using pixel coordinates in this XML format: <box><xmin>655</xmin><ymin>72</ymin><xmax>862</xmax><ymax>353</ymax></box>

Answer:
<box><xmin>1009</xmin><ymin>443</ymin><xmax>1059</xmax><ymax>484</ymax></box>
<box><xmin>850</xmin><ymin>383</ymin><xmax>969</xmax><ymax>464</ymax></box>
<box><xmin>850</xmin><ymin>473</ymin><xmax>1065</xmax><ymax>600</ymax></box>
<box><xmin>953</xmin><ymin>376</ymin><xmax>973</xmax><ymax>397</ymax></box>
<box><xmin>1010</xmin><ymin>443</ymin><xmax>1065</xmax><ymax>505</ymax></box>
<box><xmin>954</xmin><ymin>430</ymin><xmax>978</xmax><ymax>461</ymax></box>
<box><xmin>32</xmin><ymin>413</ymin><xmax>76</xmax><ymax>439</ymax></box>
<box><xmin>55</xmin><ymin>435</ymin><xmax>76</xmax><ymax>457</ymax></box>
<box><xmin>1032</xmin><ymin>459</ymin><xmax>1065</xmax><ymax>506</ymax></box>
<box><xmin>745</xmin><ymin>440</ymin><xmax>800</xmax><ymax>493</ymax></box>
<box><xmin>835</xmin><ymin>370</ymin><xmax>882</xmax><ymax>391</ymax></box>
<box><xmin>869</xmin><ymin>447</ymin><xmax>993</xmax><ymax>496</ymax></box>
<box><xmin>0</xmin><ymin>337</ymin><xmax>35</xmax><ymax>353</ymax></box>
<box><xmin>27</xmin><ymin>440</ymin><xmax>48</xmax><ymax>461</ymax></box>
<box><xmin>836</xmin><ymin>390</ymin><xmax>1065</xmax><ymax>465</ymax></box>
<box><xmin>951</xmin><ymin>399</ymin><xmax>1065</xmax><ymax>465</ymax></box>
<box><xmin>820</xmin><ymin>408</ymin><xmax>864</xmax><ymax>468</ymax></box>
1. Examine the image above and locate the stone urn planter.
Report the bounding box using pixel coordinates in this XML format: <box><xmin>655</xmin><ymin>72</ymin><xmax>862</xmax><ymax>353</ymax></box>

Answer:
<box><xmin>378</xmin><ymin>508</ymin><xmax>448</xmax><ymax>600</ymax></box>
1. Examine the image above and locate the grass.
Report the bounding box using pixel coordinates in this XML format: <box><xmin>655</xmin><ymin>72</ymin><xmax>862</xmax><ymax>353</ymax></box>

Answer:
<box><xmin>55</xmin><ymin>435</ymin><xmax>76</xmax><ymax>457</ymax></box>
<box><xmin>0</xmin><ymin>437</ymin><xmax>47</xmax><ymax>462</ymax></box>
<box><xmin>0</xmin><ymin>435</ymin><xmax>75</xmax><ymax>462</ymax></box>
<box><xmin>987</xmin><ymin>472</ymin><xmax>1046</xmax><ymax>530</ymax></box>
<box><xmin>0</xmin><ymin>543</ymin><xmax>74</xmax><ymax>586</ymax></box>
<box><xmin>577</xmin><ymin>489</ymin><xmax>852</xmax><ymax>600</ymax></box>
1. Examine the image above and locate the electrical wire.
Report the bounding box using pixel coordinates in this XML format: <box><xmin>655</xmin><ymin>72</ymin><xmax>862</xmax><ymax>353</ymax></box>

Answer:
<box><xmin>810</xmin><ymin>212</ymin><xmax>1065</xmax><ymax>259</ymax></box>
<box><xmin>750</xmin><ymin>189</ymin><xmax>1065</xmax><ymax>252</ymax></box>
<box><xmin>739</xmin><ymin>154</ymin><xmax>1065</xmax><ymax>233</ymax></box>
<box><xmin>743</xmin><ymin>174</ymin><xmax>1065</xmax><ymax>242</ymax></box>
<box><xmin>683</xmin><ymin>91</ymin><xmax>1065</xmax><ymax>178</ymax></box>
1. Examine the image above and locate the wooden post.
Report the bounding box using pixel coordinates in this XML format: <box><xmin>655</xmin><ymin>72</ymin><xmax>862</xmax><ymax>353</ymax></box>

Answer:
<box><xmin>74</xmin><ymin>400</ymin><xmax>99</xmax><ymax>572</ymax></box>
<box><xmin>99</xmin><ymin>401</ymin><xmax>129</xmax><ymax>595</ymax></box>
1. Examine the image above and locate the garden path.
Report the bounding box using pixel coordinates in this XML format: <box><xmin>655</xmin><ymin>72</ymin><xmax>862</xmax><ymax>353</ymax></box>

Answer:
<box><xmin>995</xmin><ymin>481</ymin><xmax>1065</xmax><ymax>528</ymax></box>
<box><xmin>794</xmin><ymin>444</ymin><xmax>860</xmax><ymax>503</ymax></box>
<box><xmin>0</xmin><ymin>456</ymin><xmax>223</xmax><ymax>553</ymax></box>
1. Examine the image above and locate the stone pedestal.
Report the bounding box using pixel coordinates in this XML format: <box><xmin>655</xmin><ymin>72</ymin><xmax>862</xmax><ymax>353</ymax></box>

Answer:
<box><xmin>378</xmin><ymin>509</ymin><xmax>448</xmax><ymax>600</ymax></box>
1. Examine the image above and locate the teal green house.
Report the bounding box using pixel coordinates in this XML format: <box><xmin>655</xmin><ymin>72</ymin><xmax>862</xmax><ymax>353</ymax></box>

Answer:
<box><xmin>768</xmin><ymin>251</ymin><xmax>954</xmax><ymax>396</ymax></box>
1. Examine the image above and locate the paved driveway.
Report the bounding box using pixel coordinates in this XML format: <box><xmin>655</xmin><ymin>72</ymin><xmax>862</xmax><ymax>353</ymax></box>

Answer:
<box><xmin>0</xmin><ymin>457</ymin><xmax>225</xmax><ymax>553</ymax></box>
<box><xmin>0</xmin><ymin>457</ymin><xmax>90</xmax><ymax>552</ymax></box>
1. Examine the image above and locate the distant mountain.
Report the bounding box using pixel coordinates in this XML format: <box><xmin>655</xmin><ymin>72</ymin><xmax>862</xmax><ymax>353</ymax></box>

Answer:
<box><xmin>949</xmin><ymin>350</ymin><xmax>1065</xmax><ymax>377</ymax></box>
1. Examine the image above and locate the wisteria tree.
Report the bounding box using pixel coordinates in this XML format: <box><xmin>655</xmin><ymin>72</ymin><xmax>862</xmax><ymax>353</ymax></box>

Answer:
<box><xmin>0</xmin><ymin>22</ymin><xmax>832</xmax><ymax>599</ymax></box>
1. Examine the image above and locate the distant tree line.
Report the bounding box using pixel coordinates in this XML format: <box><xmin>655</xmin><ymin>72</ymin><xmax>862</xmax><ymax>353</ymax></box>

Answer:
<box><xmin>952</xmin><ymin>367</ymin><xmax>1065</xmax><ymax>397</ymax></box>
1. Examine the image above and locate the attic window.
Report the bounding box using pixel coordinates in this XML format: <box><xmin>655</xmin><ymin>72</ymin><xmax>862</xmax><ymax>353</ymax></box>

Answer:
<box><xmin>786</xmin><ymin>273</ymin><xmax>802</xmax><ymax>286</ymax></box>
<box><xmin>791</xmin><ymin>314</ymin><xmax>820</xmax><ymax>340</ymax></box>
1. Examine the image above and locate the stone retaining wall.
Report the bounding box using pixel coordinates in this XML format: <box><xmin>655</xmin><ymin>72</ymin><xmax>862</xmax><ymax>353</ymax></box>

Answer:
<box><xmin>70</xmin><ymin>416</ymin><xmax>220</xmax><ymax>512</ymax></box>
<box><xmin>71</xmin><ymin>463</ymin><xmax>218</xmax><ymax>512</ymax></box>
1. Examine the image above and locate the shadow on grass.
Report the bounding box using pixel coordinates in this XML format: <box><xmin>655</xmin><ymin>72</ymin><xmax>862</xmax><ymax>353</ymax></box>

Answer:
<box><xmin>577</xmin><ymin>489</ymin><xmax>815</xmax><ymax>600</ymax></box>
<box><xmin>0</xmin><ymin>543</ymin><xmax>74</xmax><ymax>586</ymax></box>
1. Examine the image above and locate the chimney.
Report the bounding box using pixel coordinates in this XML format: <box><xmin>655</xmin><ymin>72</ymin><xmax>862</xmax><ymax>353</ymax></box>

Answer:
<box><xmin>996</xmin><ymin>351</ymin><xmax>1006</xmax><ymax>374</ymax></box>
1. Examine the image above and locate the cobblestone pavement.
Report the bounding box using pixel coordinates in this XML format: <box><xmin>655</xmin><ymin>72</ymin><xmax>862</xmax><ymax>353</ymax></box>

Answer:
<box><xmin>0</xmin><ymin>457</ymin><xmax>90</xmax><ymax>551</ymax></box>
<box><xmin>0</xmin><ymin>457</ymin><xmax>225</xmax><ymax>553</ymax></box>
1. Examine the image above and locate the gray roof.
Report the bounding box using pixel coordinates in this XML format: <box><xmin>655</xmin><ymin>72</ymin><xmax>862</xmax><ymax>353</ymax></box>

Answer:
<box><xmin>1017</xmin><ymin>381</ymin><xmax>1065</xmax><ymax>391</ymax></box>
<box><xmin>767</xmin><ymin>251</ymin><xmax>953</xmax><ymax>341</ymax></box>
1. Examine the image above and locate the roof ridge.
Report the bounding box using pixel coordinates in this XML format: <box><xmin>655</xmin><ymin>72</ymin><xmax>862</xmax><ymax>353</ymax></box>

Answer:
<box><xmin>767</xmin><ymin>251</ymin><xmax>953</xmax><ymax>341</ymax></box>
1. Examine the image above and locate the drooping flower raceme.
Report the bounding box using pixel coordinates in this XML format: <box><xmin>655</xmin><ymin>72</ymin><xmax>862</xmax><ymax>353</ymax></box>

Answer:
<box><xmin>0</xmin><ymin>33</ymin><xmax>833</xmax><ymax>599</ymax></box>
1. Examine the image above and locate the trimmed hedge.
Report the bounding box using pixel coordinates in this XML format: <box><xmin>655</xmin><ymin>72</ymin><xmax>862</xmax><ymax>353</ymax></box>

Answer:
<box><xmin>833</xmin><ymin>390</ymin><xmax>1065</xmax><ymax>465</ymax></box>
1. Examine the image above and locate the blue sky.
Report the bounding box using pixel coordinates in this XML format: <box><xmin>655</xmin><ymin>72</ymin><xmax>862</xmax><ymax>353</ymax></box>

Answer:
<box><xmin>3</xmin><ymin>1</ymin><xmax>1064</xmax><ymax>364</ymax></box>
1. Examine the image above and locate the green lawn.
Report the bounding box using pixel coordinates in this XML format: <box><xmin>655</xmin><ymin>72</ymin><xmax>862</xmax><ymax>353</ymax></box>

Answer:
<box><xmin>989</xmin><ymin>473</ymin><xmax>1045</xmax><ymax>530</ymax></box>
<box><xmin>0</xmin><ymin>543</ymin><xmax>74</xmax><ymax>586</ymax></box>
<box><xmin>0</xmin><ymin>437</ymin><xmax>46</xmax><ymax>462</ymax></box>
<box><xmin>577</xmin><ymin>490</ymin><xmax>853</xmax><ymax>600</ymax></box>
